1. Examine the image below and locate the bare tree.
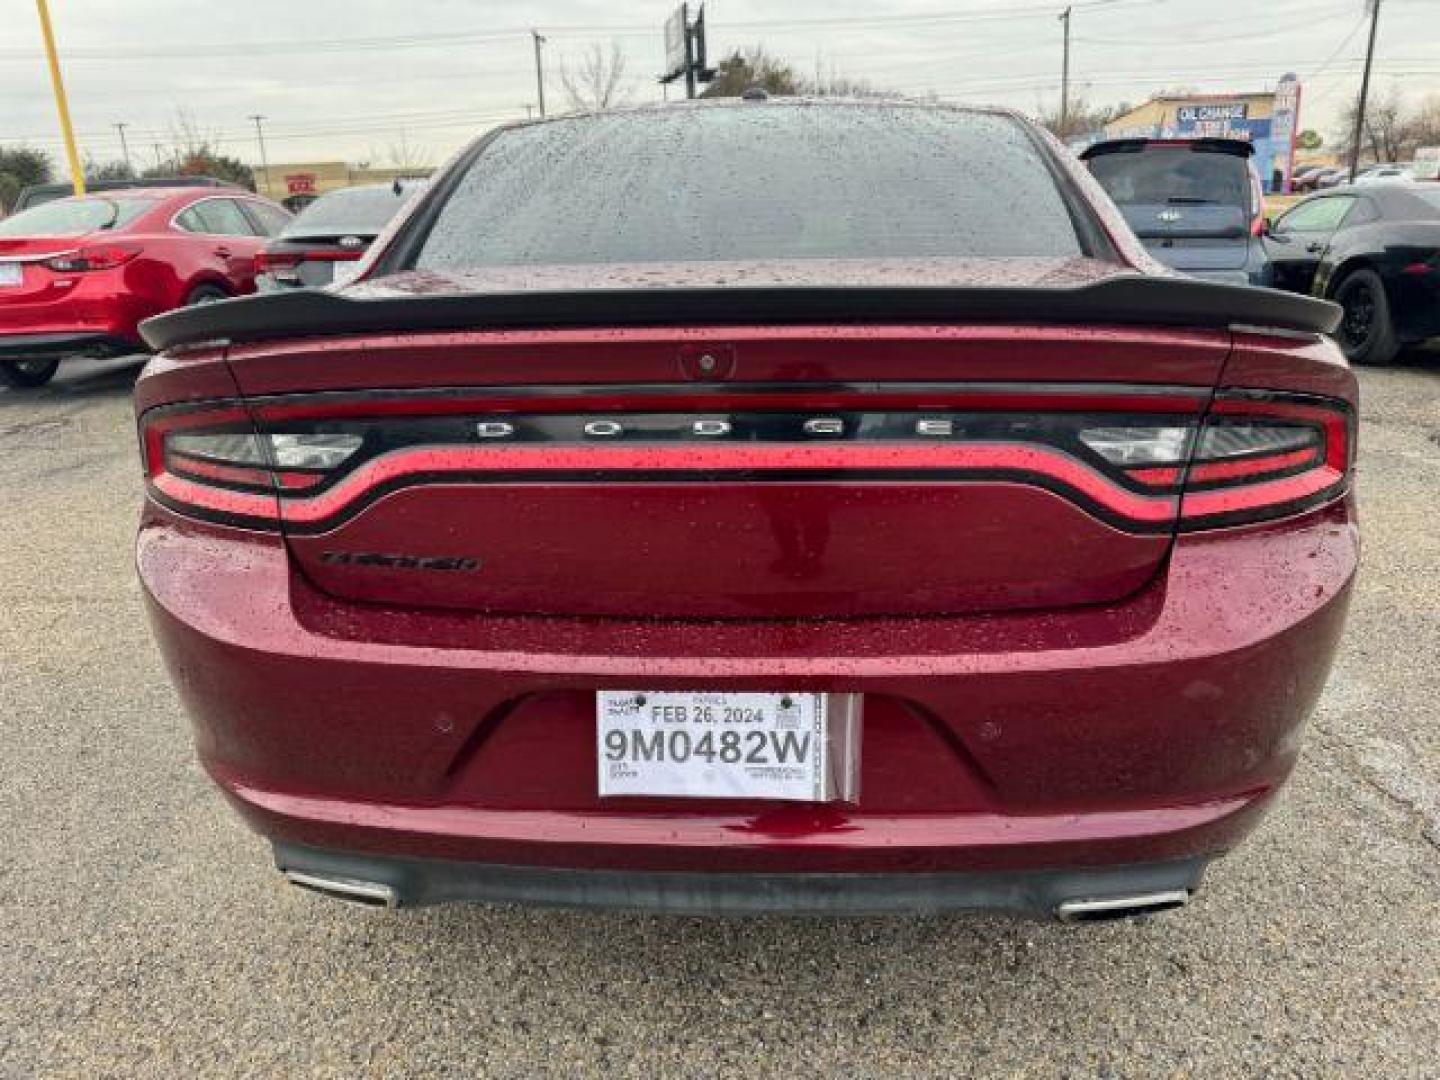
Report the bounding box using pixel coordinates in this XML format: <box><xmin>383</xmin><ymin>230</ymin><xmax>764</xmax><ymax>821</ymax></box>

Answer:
<box><xmin>809</xmin><ymin>73</ymin><xmax>892</xmax><ymax>99</ymax></box>
<box><xmin>1335</xmin><ymin>88</ymin><xmax>1412</xmax><ymax>165</ymax></box>
<box><xmin>85</xmin><ymin>155</ymin><xmax>136</xmax><ymax>182</ymax></box>
<box><xmin>386</xmin><ymin>130</ymin><xmax>430</xmax><ymax>171</ymax></box>
<box><xmin>1408</xmin><ymin>94</ymin><xmax>1440</xmax><ymax>150</ymax></box>
<box><xmin>168</xmin><ymin>109</ymin><xmax>219</xmax><ymax>159</ymax></box>
<box><xmin>143</xmin><ymin>108</ymin><xmax>252</xmax><ymax>187</ymax></box>
<box><xmin>1036</xmin><ymin>95</ymin><xmax>1134</xmax><ymax>143</ymax></box>
<box><xmin>560</xmin><ymin>42</ymin><xmax>628</xmax><ymax>112</ymax></box>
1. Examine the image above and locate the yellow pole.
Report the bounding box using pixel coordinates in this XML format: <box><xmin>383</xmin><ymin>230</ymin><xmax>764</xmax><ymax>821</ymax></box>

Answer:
<box><xmin>35</xmin><ymin>0</ymin><xmax>85</xmax><ymax>196</ymax></box>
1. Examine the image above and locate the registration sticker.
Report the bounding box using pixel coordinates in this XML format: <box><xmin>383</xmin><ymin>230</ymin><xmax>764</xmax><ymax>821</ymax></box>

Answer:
<box><xmin>597</xmin><ymin>690</ymin><xmax>861</xmax><ymax>802</ymax></box>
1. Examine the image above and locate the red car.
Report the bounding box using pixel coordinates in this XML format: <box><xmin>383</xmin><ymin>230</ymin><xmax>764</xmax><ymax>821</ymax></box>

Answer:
<box><xmin>135</xmin><ymin>102</ymin><xmax>1357</xmax><ymax>920</ymax></box>
<box><xmin>0</xmin><ymin>187</ymin><xmax>290</xmax><ymax>388</ymax></box>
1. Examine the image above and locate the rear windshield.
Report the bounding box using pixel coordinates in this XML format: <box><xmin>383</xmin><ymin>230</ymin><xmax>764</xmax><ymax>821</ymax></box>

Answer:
<box><xmin>410</xmin><ymin>105</ymin><xmax>1086</xmax><ymax>268</ymax></box>
<box><xmin>0</xmin><ymin>197</ymin><xmax>156</xmax><ymax>236</ymax></box>
<box><xmin>1087</xmin><ymin>147</ymin><xmax>1252</xmax><ymax>211</ymax></box>
<box><xmin>282</xmin><ymin>185</ymin><xmax>418</xmax><ymax>239</ymax></box>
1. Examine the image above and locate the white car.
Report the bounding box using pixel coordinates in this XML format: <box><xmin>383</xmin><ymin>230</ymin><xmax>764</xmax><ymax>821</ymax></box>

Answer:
<box><xmin>1354</xmin><ymin>164</ymin><xmax>1415</xmax><ymax>185</ymax></box>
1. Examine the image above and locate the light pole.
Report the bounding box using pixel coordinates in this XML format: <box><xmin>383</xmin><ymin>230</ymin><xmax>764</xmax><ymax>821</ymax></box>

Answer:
<box><xmin>248</xmin><ymin>114</ymin><xmax>272</xmax><ymax>196</ymax></box>
<box><xmin>114</xmin><ymin>122</ymin><xmax>132</xmax><ymax>175</ymax></box>
<box><xmin>532</xmin><ymin>30</ymin><xmax>547</xmax><ymax>118</ymax></box>
<box><xmin>34</xmin><ymin>0</ymin><xmax>85</xmax><ymax>195</ymax></box>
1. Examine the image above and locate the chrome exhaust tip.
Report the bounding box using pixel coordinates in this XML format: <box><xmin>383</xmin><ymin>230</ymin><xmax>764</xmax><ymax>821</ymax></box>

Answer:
<box><xmin>283</xmin><ymin>869</ymin><xmax>399</xmax><ymax>909</ymax></box>
<box><xmin>1055</xmin><ymin>889</ymin><xmax>1190</xmax><ymax>923</ymax></box>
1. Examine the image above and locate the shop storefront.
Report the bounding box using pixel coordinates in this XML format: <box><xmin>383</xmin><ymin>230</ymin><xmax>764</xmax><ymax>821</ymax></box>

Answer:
<box><xmin>1102</xmin><ymin>74</ymin><xmax>1303</xmax><ymax>193</ymax></box>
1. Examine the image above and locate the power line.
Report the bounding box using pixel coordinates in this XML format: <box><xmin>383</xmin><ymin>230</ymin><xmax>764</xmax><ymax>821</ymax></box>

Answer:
<box><xmin>0</xmin><ymin>0</ymin><xmax>1161</xmax><ymax>63</ymax></box>
<box><xmin>4</xmin><ymin>49</ymin><xmax>1431</xmax><ymax>153</ymax></box>
<box><xmin>1302</xmin><ymin>16</ymin><xmax>1376</xmax><ymax>112</ymax></box>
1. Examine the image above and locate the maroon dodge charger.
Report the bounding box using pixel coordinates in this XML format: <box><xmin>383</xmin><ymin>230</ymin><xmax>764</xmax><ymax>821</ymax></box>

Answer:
<box><xmin>135</xmin><ymin>101</ymin><xmax>1357</xmax><ymax>920</ymax></box>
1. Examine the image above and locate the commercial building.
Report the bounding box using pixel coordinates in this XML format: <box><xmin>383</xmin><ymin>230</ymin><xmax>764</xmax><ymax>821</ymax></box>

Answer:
<box><xmin>251</xmin><ymin>162</ymin><xmax>434</xmax><ymax>212</ymax></box>
<box><xmin>1102</xmin><ymin>75</ymin><xmax>1303</xmax><ymax>193</ymax></box>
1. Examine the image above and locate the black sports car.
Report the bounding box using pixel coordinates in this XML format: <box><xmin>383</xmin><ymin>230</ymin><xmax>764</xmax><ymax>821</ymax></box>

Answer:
<box><xmin>1265</xmin><ymin>184</ymin><xmax>1440</xmax><ymax>364</ymax></box>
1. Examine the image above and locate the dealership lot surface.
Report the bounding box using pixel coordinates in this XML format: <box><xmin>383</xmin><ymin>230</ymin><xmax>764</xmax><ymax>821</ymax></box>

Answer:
<box><xmin>1</xmin><ymin>354</ymin><xmax>1436</xmax><ymax>1077</ymax></box>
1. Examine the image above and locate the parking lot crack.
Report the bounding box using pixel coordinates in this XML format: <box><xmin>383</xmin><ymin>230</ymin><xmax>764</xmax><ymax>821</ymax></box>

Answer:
<box><xmin>1310</xmin><ymin>719</ymin><xmax>1440</xmax><ymax>855</ymax></box>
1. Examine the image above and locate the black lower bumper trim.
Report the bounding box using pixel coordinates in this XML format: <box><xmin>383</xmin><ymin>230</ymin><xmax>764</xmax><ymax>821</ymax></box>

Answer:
<box><xmin>272</xmin><ymin>842</ymin><xmax>1209</xmax><ymax>918</ymax></box>
<box><xmin>0</xmin><ymin>332</ymin><xmax>136</xmax><ymax>359</ymax></box>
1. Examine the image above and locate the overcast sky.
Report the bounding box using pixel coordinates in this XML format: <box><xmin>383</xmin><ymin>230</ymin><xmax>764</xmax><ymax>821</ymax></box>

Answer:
<box><xmin>3</xmin><ymin>0</ymin><xmax>1437</xmax><ymax>173</ymax></box>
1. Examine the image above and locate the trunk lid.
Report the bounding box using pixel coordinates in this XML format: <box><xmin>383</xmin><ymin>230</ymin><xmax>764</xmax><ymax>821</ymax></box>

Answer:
<box><xmin>1119</xmin><ymin>205</ymin><xmax>1252</xmax><ymax>274</ymax></box>
<box><xmin>220</xmin><ymin>272</ymin><xmax>1232</xmax><ymax>618</ymax></box>
<box><xmin>0</xmin><ymin>237</ymin><xmax>90</xmax><ymax>304</ymax></box>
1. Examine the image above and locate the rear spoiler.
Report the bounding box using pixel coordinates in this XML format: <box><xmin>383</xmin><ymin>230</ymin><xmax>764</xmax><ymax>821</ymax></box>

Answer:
<box><xmin>1079</xmin><ymin>138</ymin><xmax>1256</xmax><ymax>159</ymax></box>
<box><xmin>140</xmin><ymin>275</ymin><xmax>1340</xmax><ymax>352</ymax></box>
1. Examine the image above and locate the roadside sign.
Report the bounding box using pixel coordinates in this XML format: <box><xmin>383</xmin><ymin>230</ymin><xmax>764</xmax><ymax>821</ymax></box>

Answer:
<box><xmin>1271</xmin><ymin>74</ymin><xmax>1302</xmax><ymax>194</ymax></box>
<box><xmin>663</xmin><ymin>4</ymin><xmax>688</xmax><ymax>82</ymax></box>
<box><xmin>1176</xmin><ymin>103</ymin><xmax>1249</xmax><ymax>125</ymax></box>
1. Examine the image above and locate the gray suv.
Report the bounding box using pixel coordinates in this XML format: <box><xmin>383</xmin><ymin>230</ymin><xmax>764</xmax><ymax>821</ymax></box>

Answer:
<box><xmin>1080</xmin><ymin>138</ymin><xmax>1272</xmax><ymax>287</ymax></box>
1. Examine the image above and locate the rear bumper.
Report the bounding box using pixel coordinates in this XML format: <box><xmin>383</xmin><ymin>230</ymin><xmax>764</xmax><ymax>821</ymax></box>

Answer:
<box><xmin>274</xmin><ymin>841</ymin><xmax>1207</xmax><ymax>917</ymax></box>
<box><xmin>0</xmin><ymin>332</ymin><xmax>135</xmax><ymax>360</ymax></box>
<box><xmin>139</xmin><ymin>498</ymin><xmax>1358</xmax><ymax>889</ymax></box>
<box><xmin>0</xmin><ymin>267</ymin><xmax>156</xmax><ymax>351</ymax></box>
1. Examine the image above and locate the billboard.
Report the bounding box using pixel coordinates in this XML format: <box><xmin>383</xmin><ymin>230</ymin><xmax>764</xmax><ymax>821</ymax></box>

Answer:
<box><xmin>663</xmin><ymin>4</ymin><xmax>689</xmax><ymax>82</ymax></box>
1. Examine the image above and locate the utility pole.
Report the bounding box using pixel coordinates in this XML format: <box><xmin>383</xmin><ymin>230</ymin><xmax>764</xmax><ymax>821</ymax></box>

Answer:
<box><xmin>683</xmin><ymin>7</ymin><xmax>697</xmax><ymax>99</ymax></box>
<box><xmin>1347</xmin><ymin>0</ymin><xmax>1383</xmax><ymax>183</ymax></box>
<box><xmin>248</xmin><ymin>114</ymin><xmax>271</xmax><ymax>196</ymax></box>
<box><xmin>532</xmin><ymin>31</ymin><xmax>547</xmax><ymax>118</ymax></box>
<box><xmin>114</xmin><ymin>122</ymin><xmax>132</xmax><ymax>175</ymax></box>
<box><xmin>1059</xmin><ymin>6</ymin><xmax>1073</xmax><ymax>136</ymax></box>
<box><xmin>34</xmin><ymin>0</ymin><xmax>85</xmax><ymax>195</ymax></box>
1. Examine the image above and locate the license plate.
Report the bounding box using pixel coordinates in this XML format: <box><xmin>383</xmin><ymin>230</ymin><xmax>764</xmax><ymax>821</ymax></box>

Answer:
<box><xmin>329</xmin><ymin>262</ymin><xmax>361</xmax><ymax>287</ymax></box>
<box><xmin>0</xmin><ymin>263</ymin><xmax>22</xmax><ymax>287</ymax></box>
<box><xmin>597</xmin><ymin>690</ymin><xmax>860</xmax><ymax>802</ymax></box>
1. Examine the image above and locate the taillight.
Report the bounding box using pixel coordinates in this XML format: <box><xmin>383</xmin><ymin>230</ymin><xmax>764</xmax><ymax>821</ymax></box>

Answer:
<box><xmin>45</xmin><ymin>243</ymin><xmax>142</xmax><ymax>272</ymax></box>
<box><xmin>1249</xmin><ymin>171</ymin><xmax>1266</xmax><ymax>235</ymax></box>
<box><xmin>255</xmin><ymin>249</ymin><xmax>363</xmax><ymax>274</ymax></box>
<box><xmin>140</xmin><ymin>403</ymin><xmax>363</xmax><ymax>529</ymax></box>
<box><xmin>139</xmin><ymin>389</ymin><xmax>1352</xmax><ymax>535</ymax></box>
<box><xmin>1179</xmin><ymin>392</ymin><xmax>1353</xmax><ymax>529</ymax></box>
<box><xmin>252</xmin><ymin>251</ymin><xmax>297</xmax><ymax>274</ymax></box>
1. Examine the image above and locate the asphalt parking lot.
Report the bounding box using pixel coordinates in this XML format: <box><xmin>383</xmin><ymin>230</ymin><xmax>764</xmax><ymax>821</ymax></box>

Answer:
<box><xmin>1</xmin><ymin>351</ymin><xmax>1436</xmax><ymax>1077</ymax></box>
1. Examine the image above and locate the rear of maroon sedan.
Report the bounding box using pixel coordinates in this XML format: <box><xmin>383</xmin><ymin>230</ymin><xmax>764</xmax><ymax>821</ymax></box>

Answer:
<box><xmin>134</xmin><ymin>102</ymin><xmax>1357</xmax><ymax>920</ymax></box>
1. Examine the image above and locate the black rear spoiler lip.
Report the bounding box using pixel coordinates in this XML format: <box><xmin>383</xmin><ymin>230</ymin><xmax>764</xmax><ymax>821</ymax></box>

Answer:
<box><xmin>139</xmin><ymin>275</ymin><xmax>1341</xmax><ymax>352</ymax></box>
